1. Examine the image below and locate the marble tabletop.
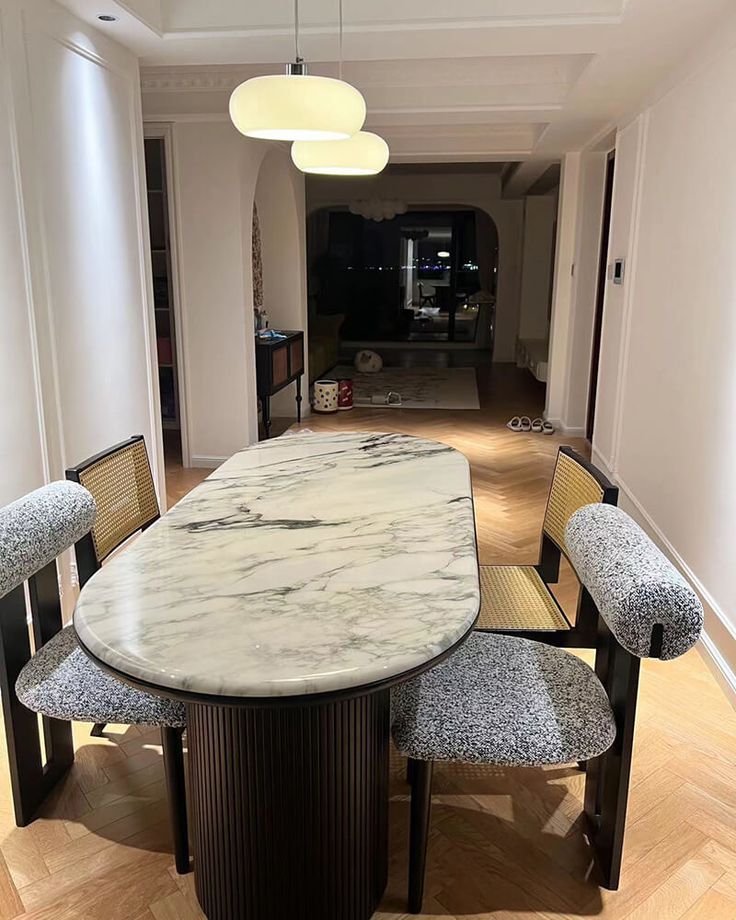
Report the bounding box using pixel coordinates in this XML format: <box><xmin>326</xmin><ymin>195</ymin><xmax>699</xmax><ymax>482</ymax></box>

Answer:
<box><xmin>74</xmin><ymin>431</ymin><xmax>480</xmax><ymax>699</ymax></box>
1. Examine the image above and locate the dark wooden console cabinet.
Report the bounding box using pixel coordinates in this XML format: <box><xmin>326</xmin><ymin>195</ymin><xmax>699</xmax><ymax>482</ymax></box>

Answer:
<box><xmin>255</xmin><ymin>330</ymin><xmax>304</xmax><ymax>439</ymax></box>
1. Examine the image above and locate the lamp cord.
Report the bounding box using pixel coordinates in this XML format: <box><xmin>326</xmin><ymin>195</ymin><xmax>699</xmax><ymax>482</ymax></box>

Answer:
<box><xmin>294</xmin><ymin>0</ymin><xmax>302</xmax><ymax>63</ymax></box>
<box><xmin>338</xmin><ymin>0</ymin><xmax>343</xmax><ymax>80</ymax></box>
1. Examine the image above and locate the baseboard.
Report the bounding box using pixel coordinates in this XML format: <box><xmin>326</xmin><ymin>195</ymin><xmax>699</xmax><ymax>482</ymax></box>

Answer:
<box><xmin>190</xmin><ymin>455</ymin><xmax>227</xmax><ymax>469</ymax></box>
<box><xmin>699</xmin><ymin>631</ymin><xmax>736</xmax><ymax>708</ymax></box>
<box><xmin>545</xmin><ymin>418</ymin><xmax>586</xmax><ymax>438</ymax></box>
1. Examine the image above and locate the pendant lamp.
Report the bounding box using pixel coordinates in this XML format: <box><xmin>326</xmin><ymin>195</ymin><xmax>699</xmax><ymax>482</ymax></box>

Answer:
<box><xmin>289</xmin><ymin>0</ymin><xmax>390</xmax><ymax>176</ymax></box>
<box><xmin>229</xmin><ymin>1</ymin><xmax>366</xmax><ymax>142</ymax></box>
<box><xmin>291</xmin><ymin>131</ymin><xmax>389</xmax><ymax>175</ymax></box>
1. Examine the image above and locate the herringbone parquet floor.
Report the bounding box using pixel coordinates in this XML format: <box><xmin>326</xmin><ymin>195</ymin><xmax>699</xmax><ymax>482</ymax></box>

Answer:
<box><xmin>2</xmin><ymin>363</ymin><xmax>735</xmax><ymax>919</ymax></box>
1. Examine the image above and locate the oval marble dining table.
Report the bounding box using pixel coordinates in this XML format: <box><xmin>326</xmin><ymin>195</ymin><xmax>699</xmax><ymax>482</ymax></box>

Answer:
<box><xmin>75</xmin><ymin>431</ymin><xmax>480</xmax><ymax>920</ymax></box>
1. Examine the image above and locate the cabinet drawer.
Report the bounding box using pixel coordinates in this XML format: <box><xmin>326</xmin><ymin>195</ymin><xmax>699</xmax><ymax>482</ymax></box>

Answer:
<box><xmin>272</xmin><ymin>345</ymin><xmax>289</xmax><ymax>387</ymax></box>
<box><xmin>289</xmin><ymin>339</ymin><xmax>304</xmax><ymax>375</ymax></box>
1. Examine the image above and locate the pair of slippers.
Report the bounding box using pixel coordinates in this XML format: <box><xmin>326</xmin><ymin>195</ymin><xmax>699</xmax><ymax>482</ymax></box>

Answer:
<box><xmin>507</xmin><ymin>416</ymin><xmax>555</xmax><ymax>435</ymax></box>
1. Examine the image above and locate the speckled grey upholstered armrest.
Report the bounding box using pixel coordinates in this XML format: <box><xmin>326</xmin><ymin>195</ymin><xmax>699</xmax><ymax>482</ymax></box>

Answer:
<box><xmin>0</xmin><ymin>482</ymin><xmax>96</xmax><ymax>599</ymax></box>
<box><xmin>565</xmin><ymin>504</ymin><xmax>703</xmax><ymax>660</ymax></box>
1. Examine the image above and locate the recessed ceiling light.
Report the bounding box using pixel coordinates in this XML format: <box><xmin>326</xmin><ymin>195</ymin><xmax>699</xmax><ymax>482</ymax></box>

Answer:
<box><xmin>97</xmin><ymin>14</ymin><xmax>118</xmax><ymax>22</ymax></box>
<box><xmin>437</xmin><ymin>250</ymin><xmax>450</xmax><ymax>258</ymax></box>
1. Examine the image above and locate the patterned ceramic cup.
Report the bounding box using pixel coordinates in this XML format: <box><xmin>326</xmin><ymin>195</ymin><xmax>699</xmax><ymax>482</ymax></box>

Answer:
<box><xmin>313</xmin><ymin>379</ymin><xmax>339</xmax><ymax>413</ymax></box>
<box><xmin>338</xmin><ymin>379</ymin><xmax>354</xmax><ymax>410</ymax></box>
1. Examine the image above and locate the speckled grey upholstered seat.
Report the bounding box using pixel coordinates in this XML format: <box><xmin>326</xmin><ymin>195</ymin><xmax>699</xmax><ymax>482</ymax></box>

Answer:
<box><xmin>16</xmin><ymin>625</ymin><xmax>185</xmax><ymax>727</ymax></box>
<box><xmin>392</xmin><ymin>631</ymin><xmax>616</xmax><ymax>765</ymax></box>
<box><xmin>397</xmin><ymin>502</ymin><xmax>706</xmax><ymax>913</ymax></box>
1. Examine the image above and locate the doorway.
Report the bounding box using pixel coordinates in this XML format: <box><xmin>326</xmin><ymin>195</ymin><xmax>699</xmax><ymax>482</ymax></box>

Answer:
<box><xmin>586</xmin><ymin>151</ymin><xmax>616</xmax><ymax>441</ymax></box>
<box><xmin>143</xmin><ymin>131</ymin><xmax>187</xmax><ymax>496</ymax></box>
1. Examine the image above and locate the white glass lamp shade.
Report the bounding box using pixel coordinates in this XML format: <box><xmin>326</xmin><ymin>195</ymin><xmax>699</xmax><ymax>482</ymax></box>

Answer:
<box><xmin>229</xmin><ymin>75</ymin><xmax>366</xmax><ymax>141</ymax></box>
<box><xmin>291</xmin><ymin>131</ymin><xmax>389</xmax><ymax>176</ymax></box>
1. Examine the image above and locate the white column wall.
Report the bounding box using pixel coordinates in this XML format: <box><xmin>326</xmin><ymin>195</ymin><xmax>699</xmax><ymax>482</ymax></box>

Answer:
<box><xmin>0</xmin><ymin>0</ymin><xmax>162</xmax><ymax>510</ymax></box>
<box><xmin>545</xmin><ymin>152</ymin><xmax>581</xmax><ymax>426</ymax></box>
<box><xmin>0</xmin><ymin>8</ymin><xmax>46</xmax><ymax>504</ymax></box>
<box><xmin>255</xmin><ymin>147</ymin><xmax>309</xmax><ymax>419</ymax></box>
<box><xmin>545</xmin><ymin>152</ymin><xmax>607</xmax><ymax>434</ymax></box>
<box><xmin>518</xmin><ymin>195</ymin><xmax>557</xmax><ymax>342</ymax></box>
<box><xmin>168</xmin><ymin>124</ymin><xmax>309</xmax><ymax>461</ymax></box>
<box><xmin>170</xmin><ymin>122</ymin><xmax>260</xmax><ymax>463</ymax></box>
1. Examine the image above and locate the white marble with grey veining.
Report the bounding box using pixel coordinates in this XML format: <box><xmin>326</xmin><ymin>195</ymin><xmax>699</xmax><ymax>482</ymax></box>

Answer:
<box><xmin>74</xmin><ymin>432</ymin><xmax>480</xmax><ymax>699</ymax></box>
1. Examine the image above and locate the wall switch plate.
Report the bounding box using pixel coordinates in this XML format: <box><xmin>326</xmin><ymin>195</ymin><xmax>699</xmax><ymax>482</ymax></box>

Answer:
<box><xmin>611</xmin><ymin>258</ymin><xmax>625</xmax><ymax>284</ymax></box>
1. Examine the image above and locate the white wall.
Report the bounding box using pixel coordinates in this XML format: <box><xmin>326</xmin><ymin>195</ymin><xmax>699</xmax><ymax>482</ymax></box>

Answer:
<box><xmin>255</xmin><ymin>147</ymin><xmax>309</xmax><ymax>419</ymax></box>
<box><xmin>0</xmin><ymin>0</ymin><xmax>162</xmax><ymax>509</ymax></box>
<box><xmin>591</xmin><ymin>22</ymin><xmax>736</xmax><ymax>693</ymax></box>
<box><xmin>592</xmin><ymin>120</ymin><xmax>646</xmax><ymax>466</ymax></box>
<box><xmin>563</xmin><ymin>151</ymin><xmax>607</xmax><ymax>432</ymax></box>
<box><xmin>306</xmin><ymin>171</ymin><xmax>524</xmax><ymax>362</ymax></box>
<box><xmin>545</xmin><ymin>151</ymin><xmax>607</xmax><ymax>433</ymax></box>
<box><xmin>0</xmin><ymin>20</ymin><xmax>46</xmax><ymax>503</ymax></box>
<box><xmin>171</xmin><ymin>121</ymin><xmax>260</xmax><ymax>463</ymax></box>
<box><xmin>164</xmin><ymin>120</ymin><xmax>308</xmax><ymax>463</ymax></box>
<box><xmin>545</xmin><ymin>152</ymin><xmax>581</xmax><ymax>425</ymax></box>
<box><xmin>518</xmin><ymin>195</ymin><xmax>557</xmax><ymax>341</ymax></box>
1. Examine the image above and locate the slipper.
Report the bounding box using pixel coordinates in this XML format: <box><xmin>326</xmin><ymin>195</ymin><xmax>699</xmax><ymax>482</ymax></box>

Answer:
<box><xmin>531</xmin><ymin>418</ymin><xmax>544</xmax><ymax>433</ymax></box>
<box><xmin>507</xmin><ymin>416</ymin><xmax>532</xmax><ymax>432</ymax></box>
<box><xmin>542</xmin><ymin>421</ymin><xmax>555</xmax><ymax>435</ymax></box>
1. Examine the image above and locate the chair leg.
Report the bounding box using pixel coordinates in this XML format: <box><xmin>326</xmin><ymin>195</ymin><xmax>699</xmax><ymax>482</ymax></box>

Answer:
<box><xmin>408</xmin><ymin>758</ymin><xmax>433</xmax><ymax>914</ymax></box>
<box><xmin>161</xmin><ymin>726</ymin><xmax>190</xmax><ymax>875</ymax></box>
<box><xmin>90</xmin><ymin>723</ymin><xmax>107</xmax><ymax>738</ymax></box>
<box><xmin>406</xmin><ymin>757</ymin><xmax>415</xmax><ymax>785</ymax></box>
<box><xmin>585</xmin><ymin>625</ymin><xmax>641</xmax><ymax>890</ymax></box>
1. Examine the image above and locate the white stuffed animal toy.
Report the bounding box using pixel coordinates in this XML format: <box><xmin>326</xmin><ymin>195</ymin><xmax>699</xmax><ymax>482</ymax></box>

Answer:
<box><xmin>354</xmin><ymin>350</ymin><xmax>383</xmax><ymax>374</ymax></box>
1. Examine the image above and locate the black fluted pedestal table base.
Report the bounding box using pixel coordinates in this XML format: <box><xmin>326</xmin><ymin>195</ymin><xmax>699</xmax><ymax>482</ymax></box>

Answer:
<box><xmin>186</xmin><ymin>689</ymin><xmax>390</xmax><ymax>920</ymax></box>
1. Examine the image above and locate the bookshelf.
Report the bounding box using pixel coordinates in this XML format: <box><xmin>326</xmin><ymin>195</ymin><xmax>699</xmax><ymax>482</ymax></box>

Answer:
<box><xmin>144</xmin><ymin>138</ymin><xmax>180</xmax><ymax>429</ymax></box>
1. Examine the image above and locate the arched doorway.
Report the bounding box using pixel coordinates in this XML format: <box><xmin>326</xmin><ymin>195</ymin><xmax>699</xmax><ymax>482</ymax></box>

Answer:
<box><xmin>306</xmin><ymin>204</ymin><xmax>499</xmax><ymax>356</ymax></box>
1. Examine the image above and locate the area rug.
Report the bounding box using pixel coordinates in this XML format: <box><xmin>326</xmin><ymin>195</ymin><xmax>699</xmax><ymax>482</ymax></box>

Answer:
<box><xmin>328</xmin><ymin>366</ymin><xmax>480</xmax><ymax>410</ymax></box>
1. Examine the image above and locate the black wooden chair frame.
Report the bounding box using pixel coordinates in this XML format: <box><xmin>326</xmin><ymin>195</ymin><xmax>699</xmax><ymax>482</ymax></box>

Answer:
<box><xmin>0</xmin><ymin>562</ymin><xmax>74</xmax><ymax>826</ymax></box>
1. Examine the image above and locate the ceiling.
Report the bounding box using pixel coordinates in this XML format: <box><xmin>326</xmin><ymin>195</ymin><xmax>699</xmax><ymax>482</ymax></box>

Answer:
<box><xmin>62</xmin><ymin>0</ymin><xmax>733</xmax><ymax>181</ymax></box>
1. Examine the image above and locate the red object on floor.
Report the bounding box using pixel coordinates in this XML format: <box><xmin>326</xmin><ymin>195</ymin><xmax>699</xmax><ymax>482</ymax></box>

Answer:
<box><xmin>338</xmin><ymin>378</ymin><xmax>354</xmax><ymax>410</ymax></box>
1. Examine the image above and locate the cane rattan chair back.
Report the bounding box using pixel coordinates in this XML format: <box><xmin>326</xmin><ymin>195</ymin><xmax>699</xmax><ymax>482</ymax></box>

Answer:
<box><xmin>541</xmin><ymin>447</ymin><xmax>616</xmax><ymax>562</ymax></box>
<box><xmin>66</xmin><ymin>436</ymin><xmax>160</xmax><ymax>581</ymax></box>
<box><xmin>476</xmin><ymin>447</ymin><xmax>617</xmax><ymax>642</ymax></box>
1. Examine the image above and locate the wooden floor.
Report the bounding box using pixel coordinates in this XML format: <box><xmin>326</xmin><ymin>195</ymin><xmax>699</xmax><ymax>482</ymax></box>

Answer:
<box><xmin>2</xmin><ymin>363</ymin><xmax>735</xmax><ymax>919</ymax></box>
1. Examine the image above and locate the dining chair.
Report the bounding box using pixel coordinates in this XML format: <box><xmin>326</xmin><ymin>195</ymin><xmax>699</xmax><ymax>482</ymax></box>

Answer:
<box><xmin>392</xmin><ymin>503</ymin><xmax>704</xmax><ymax>913</ymax></box>
<box><xmin>476</xmin><ymin>446</ymin><xmax>618</xmax><ymax>647</ymax></box>
<box><xmin>65</xmin><ymin>435</ymin><xmax>160</xmax><ymax>736</ymax></box>
<box><xmin>2</xmin><ymin>440</ymin><xmax>190</xmax><ymax>875</ymax></box>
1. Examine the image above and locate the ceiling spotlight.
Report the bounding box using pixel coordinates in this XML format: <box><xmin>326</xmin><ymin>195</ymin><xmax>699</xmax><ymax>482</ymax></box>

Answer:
<box><xmin>97</xmin><ymin>14</ymin><xmax>118</xmax><ymax>21</ymax></box>
<box><xmin>437</xmin><ymin>250</ymin><xmax>450</xmax><ymax>258</ymax></box>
